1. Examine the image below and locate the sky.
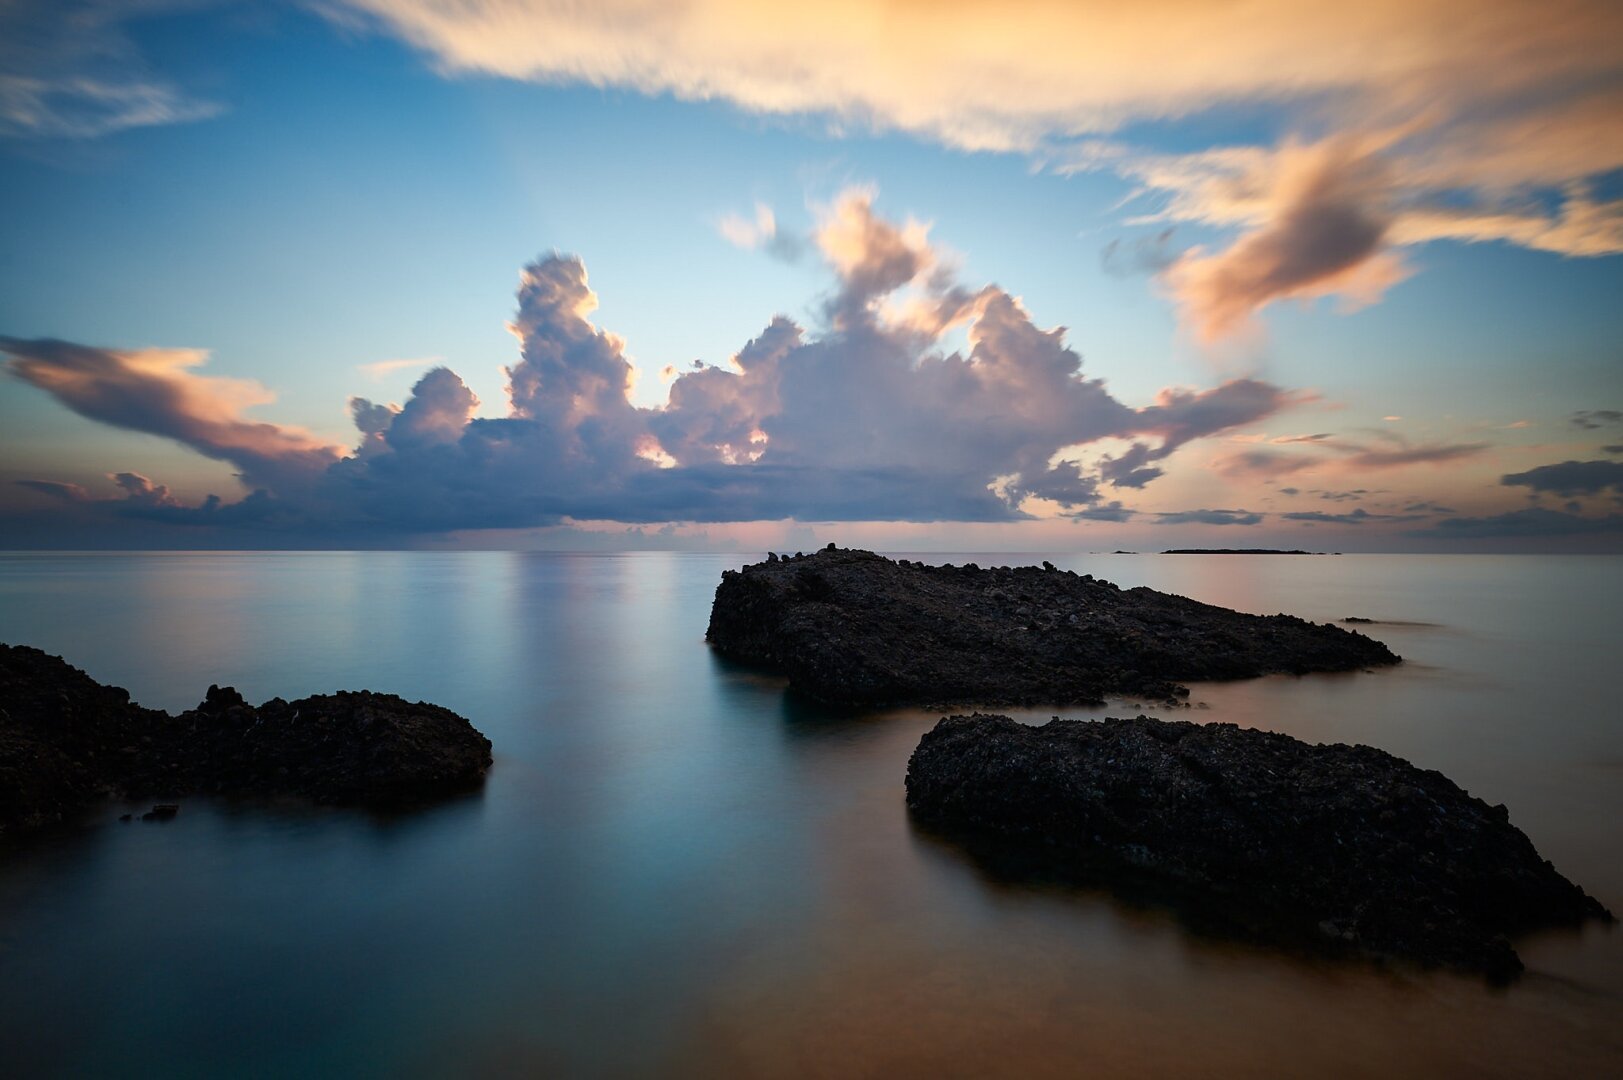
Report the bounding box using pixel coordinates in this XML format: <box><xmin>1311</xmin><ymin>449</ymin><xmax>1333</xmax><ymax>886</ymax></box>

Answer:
<box><xmin>1</xmin><ymin>0</ymin><xmax>1620</xmax><ymax>551</ymax></box>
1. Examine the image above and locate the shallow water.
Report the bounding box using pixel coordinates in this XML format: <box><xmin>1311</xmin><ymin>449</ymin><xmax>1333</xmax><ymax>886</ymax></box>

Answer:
<box><xmin>1</xmin><ymin>551</ymin><xmax>1619</xmax><ymax>1078</ymax></box>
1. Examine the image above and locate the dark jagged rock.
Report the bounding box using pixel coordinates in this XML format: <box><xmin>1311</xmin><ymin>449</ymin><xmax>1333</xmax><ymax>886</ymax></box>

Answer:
<box><xmin>706</xmin><ymin>547</ymin><xmax>1398</xmax><ymax>707</ymax></box>
<box><xmin>906</xmin><ymin>713</ymin><xmax>1613</xmax><ymax>979</ymax></box>
<box><xmin>0</xmin><ymin>644</ymin><xmax>492</xmax><ymax>837</ymax></box>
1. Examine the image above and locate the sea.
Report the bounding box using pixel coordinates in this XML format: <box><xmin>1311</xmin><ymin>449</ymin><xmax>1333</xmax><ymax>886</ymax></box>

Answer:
<box><xmin>1</xmin><ymin>551</ymin><xmax>1619</xmax><ymax>1078</ymax></box>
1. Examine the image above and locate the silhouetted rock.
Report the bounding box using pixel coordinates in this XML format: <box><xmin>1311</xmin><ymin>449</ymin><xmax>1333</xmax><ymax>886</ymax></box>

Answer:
<box><xmin>906</xmin><ymin>714</ymin><xmax>1613</xmax><ymax>979</ymax></box>
<box><xmin>706</xmin><ymin>547</ymin><xmax>1398</xmax><ymax>707</ymax></box>
<box><xmin>0</xmin><ymin>644</ymin><xmax>492</xmax><ymax>837</ymax></box>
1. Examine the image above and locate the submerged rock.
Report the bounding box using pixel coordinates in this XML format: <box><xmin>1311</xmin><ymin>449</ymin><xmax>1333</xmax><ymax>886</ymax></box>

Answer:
<box><xmin>706</xmin><ymin>547</ymin><xmax>1399</xmax><ymax>706</ymax></box>
<box><xmin>0</xmin><ymin>644</ymin><xmax>492</xmax><ymax>837</ymax></box>
<box><xmin>906</xmin><ymin>713</ymin><xmax>1612</xmax><ymax>979</ymax></box>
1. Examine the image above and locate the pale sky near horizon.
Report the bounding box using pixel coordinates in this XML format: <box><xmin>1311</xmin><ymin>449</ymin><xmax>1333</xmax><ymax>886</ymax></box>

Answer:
<box><xmin>2</xmin><ymin>1</ymin><xmax>1620</xmax><ymax>550</ymax></box>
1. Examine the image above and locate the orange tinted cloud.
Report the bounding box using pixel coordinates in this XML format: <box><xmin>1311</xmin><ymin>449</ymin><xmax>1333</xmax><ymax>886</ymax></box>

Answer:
<box><xmin>336</xmin><ymin>1</ymin><xmax>1622</xmax><ymax>336</ymax></box>
<box><xmin>2</xmin><ymin>337</ymin><xmax>343</xmax><ymax>492</ymax></box>
<box><xmin>335</xmin><ymin>2</ymin><xmax>1621</xmax><ymax>155</ymax></box>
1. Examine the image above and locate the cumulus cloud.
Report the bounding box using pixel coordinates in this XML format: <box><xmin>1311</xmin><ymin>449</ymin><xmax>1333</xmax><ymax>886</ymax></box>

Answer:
<box><xmin>0</xmin><ymin>1</ymin><xmax>223</xmax><ymax>139</ymax></box>
<box><xmin>110</xmin><ymin>470</ymin><xmax>180</xmax><ymax>507</ymax></box>
<box><xmin>5</xmin><ymin>194</ymin><xmax>1300</xmax><ymax>535</ymax></box>
<box><xmin>327</xmin><ymin>1</ymin><xmax>1623</xmax><ymax>336</ymax></box>
<box><xmin>16</xmin><ymin>471</ymin><xmax>179</xmax><ymax>511</ymax></box>
<box><xmin>1501</xmin><ymin>459</ymin><xmax>1623</xmax><ymax>497</ymax></box>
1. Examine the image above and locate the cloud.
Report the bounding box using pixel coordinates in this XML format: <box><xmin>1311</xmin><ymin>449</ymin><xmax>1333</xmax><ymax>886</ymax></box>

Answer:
<box><xmin>718</xmin><ymin>202</ymin><xmax>805</xmax><ymax>262</ymax></box>
<box><xmin>329</xmin><ymin>1</ymin><xmax>1623</xmax><ymax>337</ymax></box>
<box><xmin>0</xmin><ymin>1</ymin><xmax>224</xmax><ymax>139</ymax></box>
<box><xmin>1068</xmin><ymin>500</ymin><xmax>1133</xmax><ymax>522</ymax></box>
<box><xmin>1501</xmin><ymin>459</ymin><xmax>1623</xmax><ymax>497</ymax></box>
<box><xmin>5</xmin><ymin>193</ymin><xmax>1300</xmax><ymax>535</ymax></box>
<box><xmin>358</xmin><ymin>356</ymin><xmax>440</xmax><ymax>381</ymax></box>
<box><xmin>1216</xmin><ymin>432</ymin><xmax>1487</xmax><ymax>477</ymax></box>
<box><xmin>1428</xmin><ymin>507</ymin><xmax>1623</xmax><ymax>538</ymax></box>
<box><xmin>15</xmin><ymin>479</ymin><xmax>90</xmax><ymax>502</ymax></box>
<box><xmin>16</xmin><ymin>470</ymin><xmax>179</xmax><ymax>511</ymax></box>
<box><xmin>110</xmin><ymin>470</ymin><xmax>180</xmax><ymax>507</ymax></box>
<box><xmin>1281</xmin><ymin>508</ymin><xmax>1422</xmax><ymax>525</ymax></box>
<box><xmin>330</xmin><ymin>2</ymin><xmax>1622</xmax><ymax>155</ymax></box>
<box><xmin>1335</xmin><ymin>438</ymin><xmax>1488</xmax><ymax>469</ymax></box>
<box><xmin>1570</xmin><ymin>409</ymin><xmax>1623</xmax><ymax>430</ymax></box>
<box><xmin>1156</xmin><ymin>508</ymin><xmax>1263</xmax><ymax>526</ymax></box>
<box><xmin>1100</xmin><ymin>229</ymin><xmax>1178</xmax><ymax>277</ymax></box>
<box><xmin>1161</xmin><ymin>137</ymin><xmax>1410</xmax><ymax>339</ymax></box>
<box><xmin>2</xmin><ymin>337</ymin><xmax>345</xmax><ymax>493</ymax></box>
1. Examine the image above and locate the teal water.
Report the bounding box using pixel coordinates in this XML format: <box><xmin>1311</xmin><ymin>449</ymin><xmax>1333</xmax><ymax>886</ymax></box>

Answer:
<box><xmin>1</xmin><ymin>552</ymin><xmax>1619</xmax><ymax>1078</ymax></box>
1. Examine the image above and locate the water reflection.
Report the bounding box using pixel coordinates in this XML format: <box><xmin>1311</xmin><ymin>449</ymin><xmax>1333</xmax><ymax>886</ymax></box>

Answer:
<box><xmin>0</xmin><ymin>551</ymin><xmax>1619</xmax><ymax>1077</ymax></box>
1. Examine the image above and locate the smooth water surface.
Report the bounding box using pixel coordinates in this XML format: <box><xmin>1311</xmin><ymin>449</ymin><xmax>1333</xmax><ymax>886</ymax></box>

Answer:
<box><xmin>1</xmin><ymin>552</ymin><xmax>1619</xmax><ymax>1078</ymax></box>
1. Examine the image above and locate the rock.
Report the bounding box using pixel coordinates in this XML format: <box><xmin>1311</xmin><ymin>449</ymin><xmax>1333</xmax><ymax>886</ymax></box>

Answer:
<box><xmin>706</xmin><ymin>547</ymin><xmax>1399</xmax><ymax>707</ymax></box>
<box><xmin>141</xmin><ymin>804</ymin><xmax>178</xmax><ymax>822</ymax></box>
<box><xmin>0</xmin><ymin>643</ymin><xmax>493</xmax><ymax>838</ymax></box>
<box><xmin>905</xmin><ymin>714</ymin><xmax>1613</xmax><ymax>979</ymax></box>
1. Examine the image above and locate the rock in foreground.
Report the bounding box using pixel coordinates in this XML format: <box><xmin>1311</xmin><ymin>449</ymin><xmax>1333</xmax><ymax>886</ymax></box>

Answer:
<box><xmin>906</xmin><ymin>714</ymin><xmax>1612</xmax><ymax>978</ymax></box>
<box><xmin>707</xmin><ymin>547</ymin><xmax>1398</xmax><ymax>706</ymax></box>
<box><xmin>1</xmin><ymin>644</ymin><xmax>492</xmax><ymax>836</ymax></box>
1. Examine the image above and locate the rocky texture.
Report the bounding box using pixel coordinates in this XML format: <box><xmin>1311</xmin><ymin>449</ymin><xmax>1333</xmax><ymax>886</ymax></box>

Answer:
<box><xmin>0</xmin><ymin>644</ymin><xmax>492</xmax><ymax>837</ymax></box>
<box><xmin>906</xmin><ymin>714</ymin><xmax>1613</xmax><ymax>979</ymax></box>
<box><xmin>706</xmin><ymin>546</ymin><xmax>1398</xmax><ymax>707</ymax></box>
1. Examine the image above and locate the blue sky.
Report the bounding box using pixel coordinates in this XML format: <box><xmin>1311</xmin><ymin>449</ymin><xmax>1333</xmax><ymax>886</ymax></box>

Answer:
<box><xmin>2</xmin><ymin>1</ymin><xmax>1620</xmax><ymax>549</ymax></box>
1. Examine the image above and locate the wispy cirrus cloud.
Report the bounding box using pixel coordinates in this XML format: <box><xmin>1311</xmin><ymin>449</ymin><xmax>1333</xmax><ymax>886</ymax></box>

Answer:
<box><xmin>357</xmin><ymin>356</ymin><xmax>442</xmax><ymax>381</ymax></box>
<box><xmin>1216</xmin><ymin>431</ymin><xmax>1489</xmax><ymax>478</ymax></box>
<box><xmin>0</xmin><ymin>1</ymin><xmax>224</xmax><ymax>140</ymax></box>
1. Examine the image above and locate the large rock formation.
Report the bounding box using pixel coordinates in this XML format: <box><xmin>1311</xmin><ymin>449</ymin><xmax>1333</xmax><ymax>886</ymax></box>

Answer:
<box><xmin>707</xmin><ymin>547</ymin><xmax>1398</xmax><ymax>706</ymax></box>
<box><xmin>906</xmin><ymin>714</ymin><xmax>1612</xmax><ymax>979</ymax></box>
<box><xmin>0</xmin><ymin>644</ymin><xmax>492</xmax><ymax>837</ymax></box>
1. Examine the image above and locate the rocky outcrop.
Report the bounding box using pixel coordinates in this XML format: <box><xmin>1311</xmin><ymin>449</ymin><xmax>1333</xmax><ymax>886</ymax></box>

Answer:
<box><xmin>0</xmin><ymin>644</ymin><xmax>492</xmax><ymax>837</ymax></box>
<box><xmin>706</xmin><ymin>546</ymin><xmax>1398</xmax><ymax>707</ymax></box>
<box><xmin>906</xmin><ymin>713</ymin><xmax>1613</xmax><ymax>979</ymax></box>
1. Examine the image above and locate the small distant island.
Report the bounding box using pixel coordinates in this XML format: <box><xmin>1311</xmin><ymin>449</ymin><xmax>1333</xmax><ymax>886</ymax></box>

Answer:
<box><xmin>707</xmin><ymin>546</ymin><xmax>1397</xmax><ymax>707</ymax></box>
<box><xmin>0</xmin><ymin>644</ymin><xmax>492</xmax><ymax>838</ymax></box>
<box><xmin>1161</xmin><ymin>548</ymin><xmax>1325</xmax><ymax>555</ymax></box>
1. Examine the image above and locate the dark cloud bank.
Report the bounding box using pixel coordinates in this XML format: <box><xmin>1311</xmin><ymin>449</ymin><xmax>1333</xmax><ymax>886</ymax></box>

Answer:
<box><xmin>4</xmin><ymin>197</ymin><xmax>1303</xmax><ymax>543</ymax></box>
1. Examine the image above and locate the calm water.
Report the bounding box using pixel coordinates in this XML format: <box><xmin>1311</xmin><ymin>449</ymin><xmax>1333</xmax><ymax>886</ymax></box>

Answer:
<box><xmin>0</xmin><ymin>552</ymin><xmax>1619</xmax><ymax>1078</ymax></box>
